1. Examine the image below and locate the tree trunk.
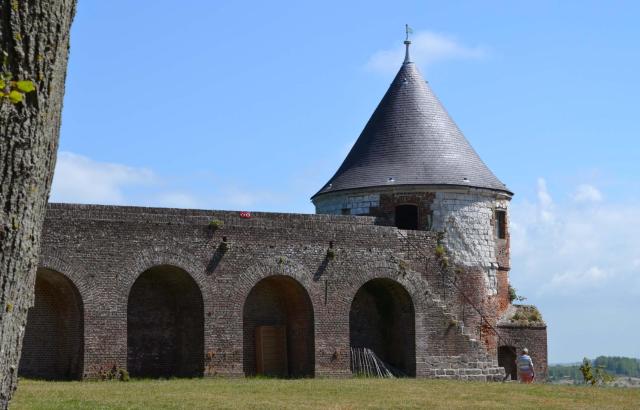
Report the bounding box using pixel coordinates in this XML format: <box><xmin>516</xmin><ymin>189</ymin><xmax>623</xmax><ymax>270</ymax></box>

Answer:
<box><xmin>0</xmin><ymin>1</ymin><xmax>76</xmax><ymax>407</ymax></box>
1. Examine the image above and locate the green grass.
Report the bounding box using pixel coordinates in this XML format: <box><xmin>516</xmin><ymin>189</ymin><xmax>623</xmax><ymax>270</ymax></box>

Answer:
<box><xmin>11</xmin><ymin>378</ymin><xmax>640</xmax><ymax>409</ymax></box>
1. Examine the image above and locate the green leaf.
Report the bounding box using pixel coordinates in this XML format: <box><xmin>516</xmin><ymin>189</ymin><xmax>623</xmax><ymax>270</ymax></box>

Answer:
<box><xmin>1</xmin><ymin>72</ymin><xmax>12</xmax><ymax>81</ymax></box>
<box><xmin>8</xmin><ymin>90</ymin><xmax>24</xmax><ymax>103</ymax></box>
<box><xmin>15</xmin><ymin>80</ymin><xmax>35</xmax><ymax>93</ymax></box>
<box><xmin>0</xmin><ymin>79</ymin><xmax>5</xmax><ymax>89</ymax></box>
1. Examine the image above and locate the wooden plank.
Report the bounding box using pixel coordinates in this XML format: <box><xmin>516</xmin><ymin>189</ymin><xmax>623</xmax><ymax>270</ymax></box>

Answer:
<box><xmin>255</xmin><ymin>325</ymin><xmax>287</xmax><ymax>377</ymax></box>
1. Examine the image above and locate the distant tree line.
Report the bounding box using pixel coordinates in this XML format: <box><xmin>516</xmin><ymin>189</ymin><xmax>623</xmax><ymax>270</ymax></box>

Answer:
<box><xmin>593</xmin><ymin>356</ymin><xmax>640</xmax><ymax>378</ymax></box>
<box><xmin>549</xmin><ymin>356</ymin><xmax>640</xmax><ymax>381</ymax></box>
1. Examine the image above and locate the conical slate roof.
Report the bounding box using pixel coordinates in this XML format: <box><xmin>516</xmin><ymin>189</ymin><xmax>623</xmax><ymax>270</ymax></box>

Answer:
<box><xmin>312</xmin><ymin>53</ymin><xmax>510</xmax><ymax>199</ymax></box>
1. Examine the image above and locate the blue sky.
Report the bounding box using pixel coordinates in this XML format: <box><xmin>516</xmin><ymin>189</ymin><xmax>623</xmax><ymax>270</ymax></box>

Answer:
<box><xmin>51</xmin><ymin>1</ymin><xmax>640</xmax><ymax>364</ymax></box>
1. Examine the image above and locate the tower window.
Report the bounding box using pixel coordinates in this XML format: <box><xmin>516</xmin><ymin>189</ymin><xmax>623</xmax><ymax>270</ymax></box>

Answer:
<box><xmin>395</xmin><ymin>205</ymin><xmax>418</xmax><ymax>230</ymax></box>
<box><xmin>496</xmin><ymin>210</ymin><xmax>507</xmax><ymax>239</ymax></box>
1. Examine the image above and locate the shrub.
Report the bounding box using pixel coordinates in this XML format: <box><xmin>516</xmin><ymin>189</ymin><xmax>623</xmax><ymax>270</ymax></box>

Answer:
<box><xmin>528</xmin><ymin>309</ymin><xmax>542</xmax><ymax>322</ymax></box>
<box><xmin>440</xmin><ymin>256</ymin><xmax>449</xmax><ymax>268</ymax></box>
<box><xmin>508</xmin><ymin>284</ymin><xmax>527</xmax><ymax>303</ymax></box>
<box><xmin>434</xmin><ymin>245</ymin><xmax>445</xmax><ymax>258</ymax></box>
<box><xmin>508</xmin><ymin>285</ymin><xmax>517</xmax><ymax>303</ymax></box>
<box><xmin>510</xmin><ymin>306</ymin><xmax>543</xmax><ymax>325</ymax></box>
<box><xmin>209</xmin><ymin>219</ymin><xmax>224</xmax><ymax>230</ymax></box>
<box><xmin>99</xmin><ymin>365</ymin><xmax>129</xmax><ymax>382</ymax></box>
<box><xmin>326</xmin><ymin>248</ymin><xmax>336</xmax><ymax>260</ymax></box>
<box><xmin>580</xmin><ymin>358</ymin><xmax>615</xmax><ymax>386</ymax></box>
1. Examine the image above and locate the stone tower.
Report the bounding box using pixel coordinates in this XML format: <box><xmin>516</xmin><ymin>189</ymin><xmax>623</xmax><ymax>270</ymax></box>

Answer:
<box><xmin>312</xmin><ymin>38</ymin><xmax>513</xmax><ymax>299</ymax></box>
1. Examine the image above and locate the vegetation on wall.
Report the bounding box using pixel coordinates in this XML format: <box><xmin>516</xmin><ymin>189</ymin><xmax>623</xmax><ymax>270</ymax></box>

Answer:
<box><xmin>508</xmin><ymin>305</ymin><xmax>543</xmax><ymax>325</ymax></box>
<box><xmin>508</xmin><ymin>284</ymin><xmax>526</xmax><ymax>303</ymax></box>
<box><xmin>208</xmin><ymin>219</ymin><xmax>224</xmax><ymax>230</ymax></box>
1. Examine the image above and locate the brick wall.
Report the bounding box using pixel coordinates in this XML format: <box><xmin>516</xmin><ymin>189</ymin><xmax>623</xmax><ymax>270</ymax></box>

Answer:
<box><xmin>23</xmin><ymin>203</ymin><xmax>544</xmax><ymax>381</ymax></box>
<box><xmin>497</xmin><ymin>324</ymin><xmax>548</xmax><ymax>381</ymax></box>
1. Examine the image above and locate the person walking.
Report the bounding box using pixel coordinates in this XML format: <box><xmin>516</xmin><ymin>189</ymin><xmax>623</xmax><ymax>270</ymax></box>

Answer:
<box><xmin>516</xmin><ymin>348</ymin><xmax>535</xmax><ymax>383</ymax></box>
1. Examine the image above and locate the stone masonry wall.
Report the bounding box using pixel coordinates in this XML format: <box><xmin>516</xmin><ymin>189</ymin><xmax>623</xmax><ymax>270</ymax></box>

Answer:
<box><xmin>314</xmin><ymin>186</ymin><xmax>511</xmax><ymax>297</ymax></box>
<box><xmin>24</xmin><ymin>203</ymin><xmax>520</xmax><ymax>380</ymax></box>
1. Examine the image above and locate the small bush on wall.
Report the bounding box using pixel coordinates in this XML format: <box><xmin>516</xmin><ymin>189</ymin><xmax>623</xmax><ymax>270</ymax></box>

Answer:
<box><xmin>209</xmin><ymin>219</ymin><xmax>224</xmax><ymax>230</ymax></box>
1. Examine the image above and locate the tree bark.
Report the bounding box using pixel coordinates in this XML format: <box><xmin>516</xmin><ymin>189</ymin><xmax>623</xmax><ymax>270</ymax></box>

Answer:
<box><xmin>0</xmin><ymin>1</ymin><xmax>76</xmax><ymax>407</ymax></box>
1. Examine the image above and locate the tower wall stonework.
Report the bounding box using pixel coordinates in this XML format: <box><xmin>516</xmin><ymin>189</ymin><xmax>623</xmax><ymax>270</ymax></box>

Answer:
<box><xmin>314</xmin><ymin>186</ymin><xmax>511</xmax><ymax>296</ymax></box>
<box><xmin>27</xmin><ymin>203</ymin><xmax>517</xmax><ymax>380</ymax></box>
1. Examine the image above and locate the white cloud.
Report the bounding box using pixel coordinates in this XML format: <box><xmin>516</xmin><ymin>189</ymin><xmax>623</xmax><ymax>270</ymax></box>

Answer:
<box><xmin>546</xmin><ymin>266</ymin><xmax>611</xmax><ymax>292</ymax></box>
<box><xmin>536</xmin><ymin>177</ymin><xmax>555</xmax><ymax>222</ymax></box>
<box><xmin>50</xmin><ymin>152</ymin><xmax>155</xmax><ymax>204</ymax></box>
<box><xmin>511</xmin><ymin>179</ymin><xmax>640</xmax><ymax>297</ymax></box>
<box><xmin>510</xmin><ymin>178</ymin><xmax>640</xmax><ymax>361</ymax></box>
<box><xmin>366</xmin><ymin>31</ymin><xmax>487</xmax><ymax>74</ymax></box>
<box><xmin>572</xmin><ymin>184</ymin><xmax>603</xmax><ymax>203</ymax></box>
<box><xmin>49</xmin><ymin>151</ymin><xmax>296</xmax><ymax>212</ymax></box>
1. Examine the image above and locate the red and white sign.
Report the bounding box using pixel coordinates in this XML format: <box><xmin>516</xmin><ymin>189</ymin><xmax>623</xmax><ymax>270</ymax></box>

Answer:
<box><xmin>239</xmin><ymin>211</ymin><xmax>251</xmax><ymax>219</ymax></box>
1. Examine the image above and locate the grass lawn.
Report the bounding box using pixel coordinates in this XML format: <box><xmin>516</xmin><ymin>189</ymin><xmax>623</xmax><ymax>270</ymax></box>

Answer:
<box><xmin>11</xmin><ymin>378</ymin><xmax>640</xmax><ymax>409</ymax></box>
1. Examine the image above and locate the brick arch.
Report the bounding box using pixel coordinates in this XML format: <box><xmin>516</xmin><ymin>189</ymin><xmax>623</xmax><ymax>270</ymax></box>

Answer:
<box><xmin>121</xmin><ymin>247</ymin><xmax>207</xmax><ymax>300</ymax></box>
<box><xmin>19</xmin><ymin>266</ymin><xmax>84</xmax><ymax>380</ymax></box>
<box><xmin>126</xmin><ymin>264</ymin><xmax>204</xmax><ymax>378</ymax></box>
<box><xmin>233</xmin><ymin>257</ymin><xmax>317</xmax><ymax>304</ymax></box>
<box><xmin>124</xmin><ymin>248</ymin><xmax>206</xmax><ymax>378</ymax></box>
<box><xmin>345</xmin><ymin>260</ymin><xmax>433</xmax><ymax>313</ymax></box>
<box><xmin>38</xmin><ymin>254</ymin><xmax>90</xmax><ymax>303</ymax></box>
<box><xmin>343</xmin><ymin>260</ymin><xmax>434</xmax><ymax>377</ymax></box>
<box><xmin>236</xmin><ymin>257</ymin><xmax>316</xmax><ymax>378</ymax></box>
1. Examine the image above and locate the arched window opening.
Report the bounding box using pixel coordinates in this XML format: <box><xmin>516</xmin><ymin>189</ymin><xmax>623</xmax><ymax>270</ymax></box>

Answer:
<box><xmin>395</xmin><ymin>205</ymin><xmax>419</xmax><ymax>230</ymax></box>
<box><xmin>349</xmin><ymin>278</ymin><xmax>416</xmax><ymax>377</ymax></box>
<box><xmin>19</xmin><ymin>268</ymin><xmax>84</xmax><ymax>380</ymax></box>
<box><xmin>243</xmin><ymin>275</ymin><xmax>314</xmax><ymax>378</ymax></box>
<box><xmin>127</xmin><ymin>265</ymin><xmax>204</xmax><ymax>378</ymax></box>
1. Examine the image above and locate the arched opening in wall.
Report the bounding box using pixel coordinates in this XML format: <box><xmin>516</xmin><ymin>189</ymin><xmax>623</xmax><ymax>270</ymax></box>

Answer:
<box><xmin>498</xmin><ymin>345</ymin><xmax>518</xmax><ymax>380</ymax></box>
<box><xmin>127</xmin><ymin>265</ymin><xmax>204</xmax><ymax>378</ymax></box>
<box><xmin>395</xmin><ymin>205</ymin><xmax>418</xmax><ymax>230</ymax></box>
<box><xmin>350</xmin><ymin>278</ymin><xmax>416</xmax><ymax>377</ymax></box>
<box><xmin>243</xmin><ymin>275</ymin><xmax>314</xmax><ymax>378</ymax></box>
<box><xmin>19</xmin><ymin>268</ymin><xmax>84</xmax><ymax>380</ymax></box>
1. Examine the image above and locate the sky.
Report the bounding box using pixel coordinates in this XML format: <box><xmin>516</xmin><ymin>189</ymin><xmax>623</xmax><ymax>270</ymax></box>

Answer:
<box><xmin>50</xmin><ymin>1</ymin><xmax>640</xmax><ymax>364</ymax></box>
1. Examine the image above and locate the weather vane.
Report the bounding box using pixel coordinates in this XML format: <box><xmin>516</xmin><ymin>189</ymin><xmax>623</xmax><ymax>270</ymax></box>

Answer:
<box><xmin>405</xmin><ymin>24</ymin><xmax>413</xmax><ymax>42</ymax></box>
<box><xmin>404</xmin><ymin>24</ymin><xmax>413</xmax><ymax>63</ymax></box>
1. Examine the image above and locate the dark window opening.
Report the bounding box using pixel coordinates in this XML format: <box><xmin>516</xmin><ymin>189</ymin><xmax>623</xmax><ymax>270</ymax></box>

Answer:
<box><xmin>496</xmin><ymin>210</ymin><xmax>507</xmax><ymax>239</ymax></box>
<box><xmin>341</xmin><ymin>208</ymin><xmax>350</xmax><ymax>215</ymax></box>
<box><xmin>127</xmin><ymin>265</ymin><xmax>204</xmax><ymax>378</ymax></box>
<box><xmin>498</xmin><ymin>346</ymin><xmax>518</xmax><ymax>380</ymax></box>
<box><xmin>395</xmin><ymin>205</ymin><xmax>418</xmax><ymax>230</ymax></box>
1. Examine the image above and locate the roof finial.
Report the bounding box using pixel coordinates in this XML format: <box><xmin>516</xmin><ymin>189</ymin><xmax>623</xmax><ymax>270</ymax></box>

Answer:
<box><xmin>404</xmin><ymin>24</ymin><xmax>413</xmax><ymax>63</ymax></box>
